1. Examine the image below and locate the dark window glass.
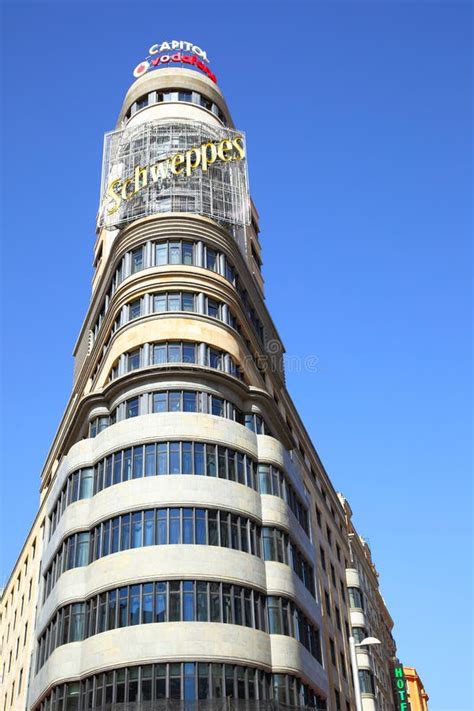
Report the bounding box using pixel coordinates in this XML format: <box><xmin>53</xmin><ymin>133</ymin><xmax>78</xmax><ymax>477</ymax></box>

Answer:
<box><xmin>131</xmin><ymin>247</ymin><xmax>143</xmax><ymax>274</ymax></box>
<box><xmin>126</xmin><ymin>397</ymin><xmax>139</xmax><ymax>418</ymax></box>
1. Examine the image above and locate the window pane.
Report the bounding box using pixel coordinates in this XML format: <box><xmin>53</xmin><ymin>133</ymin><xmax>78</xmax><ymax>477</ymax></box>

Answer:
<box><xmin>158</xmin><ymin>443</ymin><xmax>168</xmax><ymax>475</ymax></box>
<box><xmin>153</xmin><ymin>392</ymin><xmax>167</xmax><ymax>412</ymax></box>
<box><xmin>153</xmin><ymin>345</ymin><xmax>167</xmax><ymax>364</ymax></box>
<box><xmin>182</xmin><ymin>242</ymin><xmax>194</xmax><ymax>265</ymax></box>
<box><xmin>131</xmin><ymin>247</ymin><xmax>143</xmax><ymax>273</ymax></box>
<box><xmin>169</xmin><ymin>242</ymin><xmax>181</xmax><ymax>264</ymax></box>
<box><xmin>170</xmin><ymin>442</ymin><xmax>180</xmax><ymax>474</ymax></box>
<box><xmin>126</xmin><ymin>397</ymin><xmax>139</xmax><ymax>418</ymax></box>
<box><xmin>168</xmin><ymin>293</ymin><xmax>181</xmax><ymax>311</ymax></box>
<box><xmin>182</xmin><ymin>293</ymin><xmax>195</xmax><ymax>312</ymax></box>
<box><xmin>156</xmin><ymin>243</ymin><xmax>167</xmax><ymax>265</ymax></box>
<box><xmin>145</xmin><ymin>444</ymin><xmax>156</xmax><ymax>476</ymax></box>
<box><xmin>169</xmin><ymin>391</ymin><xmax>182</xmax><ymax>412</ymax></box>
<box><xmin>183</xmin><ymin>442</ymin><xmax>193</xmax><ymax>475</ymax></box>
<box><xmin>131</xmin><ymin>512</ymin><xmax>142</xmax><ymax>548</ymax></box>
<box><xmin>79</xmin><ymin>469</ymin><xmax>93</xmax><ymax>500</ymax></box>
<box><xmin>183</xmin><ymin>344</ymin><xmax>196</xmax><ymax>364</ymax></box>
<box><xmin>183</xmin><ymin>391</ymin><xmax>197</xmax><ymax>412</ymax></box>
<box><xmin>154</xmin><ymin>294</ymin><xmax>167</xmax><ymax>312</ymax></box>
<box><xmin>169</xmin><ymin>344</ymin><xmax>181</xmax><ymax>363</ymax></box>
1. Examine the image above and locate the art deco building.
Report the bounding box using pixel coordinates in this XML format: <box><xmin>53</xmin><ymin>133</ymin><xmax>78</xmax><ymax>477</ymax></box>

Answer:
<box><xmin>0</xmin><ymin>42</ymin><xmax>410</xmax><ymax>711</ymax></box>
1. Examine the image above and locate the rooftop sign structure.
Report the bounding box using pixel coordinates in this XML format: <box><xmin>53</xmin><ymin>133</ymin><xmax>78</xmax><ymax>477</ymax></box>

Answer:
<box><xmin>133</xmin><ymin>40</ymin><xmax>217</xmax><ymax>83</ymax></box>
<box><xmin>98</xmin><ymin>119</ymin><xmax>250</xmax><ymax>237</ymax></box>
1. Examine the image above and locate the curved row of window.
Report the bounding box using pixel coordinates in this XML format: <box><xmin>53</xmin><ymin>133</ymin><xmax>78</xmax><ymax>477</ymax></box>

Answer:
<box><xmin>125</xmin><ymin>88</ymin><xmax>227</xmax><ymax>124</ymax></box>
<box><xmin>43</xmin><ymin>508</ymin><xmax>315</xmax><ymax>601</ymax></box>
<box><xmin>48</xmin><ymin>441</ymin><xmax>308</xmax><ymax>539</ymax></box>
<box><xmin>107</xmin><ymin>289</ymin><xmax>240</xmax><ymax>345</ymax></box>
<box><xmin>109</xmin><ymin>340</ymin><xmax>242</xmax><ymax>382</ymax></box>
<box><xmin>91</xmin><ymin>239</ymin><xmax>264</xmax><ymax>355</ymax></box>
<box><xmin>37</xmin><ymin>580</ymin><xmax>321</xmax><ymax>671</ymax></box>
<box><xmin>34</xmin><ymin>663</ymin><xmax>327</xmax><ymax>711</ymax></box>
<box><xmin>89</xmin><ymin>388</ymin><xmax>272</xmax><ymax>439</ymax></box>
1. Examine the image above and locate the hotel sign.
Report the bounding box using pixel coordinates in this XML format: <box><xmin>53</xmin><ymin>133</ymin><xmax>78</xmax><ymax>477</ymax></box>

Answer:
<box><xmin>98</xmin><ymin>119</ymin><xmax>249</xmax><ymax>232</ymax></box>
<box><xmin>133</xmin><ymin>40</ymin><xmax>217</xmax><ymax>83</ymax></box>
<box><xmin>393</xmin><ymin>666</ymin><xmax>410</xmax><ymax>711</ymax></box>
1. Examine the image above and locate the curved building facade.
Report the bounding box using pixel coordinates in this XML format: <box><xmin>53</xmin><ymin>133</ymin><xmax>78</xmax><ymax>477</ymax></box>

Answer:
<box><xmin>28</xmin><ymin>57</ymin><xmax>333</xmax><ymax>711</ymax></box>
<box><xmin>0</xmin><ymin>42</ymin><xmax>409</xmax><ymax>711</ymax></box>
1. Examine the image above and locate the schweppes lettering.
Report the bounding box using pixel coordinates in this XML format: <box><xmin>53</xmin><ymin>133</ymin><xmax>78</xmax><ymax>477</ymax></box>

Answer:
<box><xmin>105</xmin><ymin>136</ymin><xmax>245</xmax><ymax>216</ymax></box>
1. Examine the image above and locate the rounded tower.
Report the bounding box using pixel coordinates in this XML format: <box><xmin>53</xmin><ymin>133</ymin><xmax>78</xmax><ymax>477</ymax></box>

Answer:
<box><xmin>29</xmin><ymin>42</ymin><xmax>329</xmax><ymax>711</ymax></box>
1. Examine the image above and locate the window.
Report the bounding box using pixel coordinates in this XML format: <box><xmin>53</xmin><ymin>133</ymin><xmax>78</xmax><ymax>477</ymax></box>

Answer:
<box><xmin>358</xmin><ymin>669</ymin><xmax>375</xmax><ymax>694</ymax></box>
<box><xmin>324</xmin><ymin>591</ymin><xmax>331</xmax><ymax>617</ymax></box>
<box><xmin>329</xmin><ymin>638</ymin><xmax>336</xmax><ymax>666</ymax></box>
<box><xmin>129</xmin><ymin>298</ymin><xmax>141</xmax><ymax>320</ymax></box>
<box><xmin>127</xmin><ymin>349</ymin><xmax>140</xmax><ymax>371</ymax></box>
<box><xmin>326</xmin><ymin>525</ymin><xmax>332</xmax><ymax>547</ymax></box>
<box><xmin>131</xmin><ymin>247</ymin><xmax>144</xmax><ymax>273</ymax></box>
<box><xmin>352</xmin><ymin>626</ymin><xmax>366</xmax><ymax>643</ymax></box>
<box><xmin>315</xmin><ymin>506</ymin><xmax>322</xmax><ymax>527</ymax></box>
<box><xmin>320</xmin><ymin>547</ymin><xmax>326</xmax><ymax>571</ymax></box>
<box><xmin>348</xmin><ymin>587</ymin><xmax>364</xmax><ymax>610</ymax></box>
<box><xmin>339</xmin><ymin>652</ymin><xmax>346</xmax><ymax>678</ymax></box>
<box><xmin>126</xmin><ymin>397</ymin><xmax>139</xmax><ymax>418</ymax></box>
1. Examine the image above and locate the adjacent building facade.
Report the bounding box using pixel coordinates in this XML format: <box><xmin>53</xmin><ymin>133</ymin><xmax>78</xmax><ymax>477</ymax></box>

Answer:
<box><xmin>340</xmin><ymin>496</ymin><xmax>397</xmax><ymax>711</ymax></box>
<box><xmin>1</xmin><ymin>41</ymin><xmax>422</xmax><ymax>711</ymax></box>
<box><xmin>403</xmin><ymin>668</ymin><xmax>429</xmax><ymax>711</ymax></box>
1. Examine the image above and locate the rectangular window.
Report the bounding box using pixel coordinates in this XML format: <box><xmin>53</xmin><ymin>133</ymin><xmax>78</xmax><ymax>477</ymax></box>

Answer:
<box><xmin>131</xmin><ymin>512</ymin><xmax>142</xmax><ymax>548</ymax></box>
<box><xmin>206</xmin><ymin>249</ymin><xmax>217</xmax><ymax>271</ymax></box>
<box><xmin>156</xmin><ymin>243</ymin><xmax>168</xmax><ymax>266</ymax></box>
<box><xmin>79</xmin><ymin>469</ymin><xmax>93</xmax><ymax>499</ymax></box>
<box><xmin>131</xmin><ymin>247</ymin><xmax>144</xmax><ymax>273</ymax></box>
<box><xmin>182</xmin><ymin>293</ymin><xmax>195</xmax><ymax>312</ymax></box>
<box><xmin>183</xmin><ymin>343</ymin><xmax>196</xmax><ymax>364</ymax></box>
<box><xmin>155</xmin><ymin>582</ymin><xmax>166</xmax><ymax>622</ymax></box>
<box><xmin>183</xmin><ymin>242</ymin><xmax>194</xmax><ymax>265</ymax></box>
<box><xmin>144</xmin><ymin>510</ymin><xmax>155</xmax><ymax>545</ymax></box>
<box><xmin>129</xmin><ymin>299</ymin><xmax>141</xmax><ymax>320</ymax></box>
<box><xmin>128</xmin><ymin>349</ymin><xmax>140</xmax><ymax>371</ymax></box>
<box><xmin>142</xmin><ymin>584</ymin><xmax>153</xmax><ymax>624</ymax></box>
<box><xmin>169</xmin><ymin>391</ymin><xmax>182</xmax><ymax>412</ymax></box>
<box><xmin>183</xmin><ymin>391</ymin><xmax>197</xmax><ymax>412</ymax></box>
<box><xmin>145</xmin><ymin>444</ymin><xmax>156</xmax><ymax>477</ymax></box>
<box><xmin>154</xmin><ymin>294</ymin><xmax>167</xmax><ymax>312</ymax></box>
<box><xmin>168</xmin><ymin>293</ymin><xmax>181</xmax><ymax>311</ymax></box>
<box><xmin>207</xmin><ymin>299</ymin><xmax>219</xmax><ymax>318</ymax></box>
<box><xmin>153</xmin><ymin>344</ymin><xmax>167</xmax><ymax>364</ymax></box>
<box><xmin>182</xmin><ymin>442</ymin><xmax>193</xmax><ymax>474</ymax></box>
<box><xmin>168</xmin><ymin>344</ymin><xmax>181</xmax><ymax>363</ymax></box>
<box><xmin>169</xmin><ymin>242</ymin><xmax>181</xmax><ymax>264</ymax></box>
<box><xmin>153</xmin><ymin>391</ymin><xmax>167</xmax><ymax>412</ymax></box>
<box><xmin>126</xmin><ymin>397</ymin><xmax>139</xmax><ymax>418</ymax></box>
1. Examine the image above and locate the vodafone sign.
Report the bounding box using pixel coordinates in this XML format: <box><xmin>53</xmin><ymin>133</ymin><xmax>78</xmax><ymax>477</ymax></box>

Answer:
<box><xmin>133</xmin><ymin>40</ymin><xmax>217</xmax><ymax>84</ymax></box>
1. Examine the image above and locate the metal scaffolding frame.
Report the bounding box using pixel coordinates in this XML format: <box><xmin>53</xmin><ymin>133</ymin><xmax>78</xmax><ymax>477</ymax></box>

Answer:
<box><xmin>98</xmin><ymin>119</ymin><xmax>250</xmax><ymax>254</ymax></box>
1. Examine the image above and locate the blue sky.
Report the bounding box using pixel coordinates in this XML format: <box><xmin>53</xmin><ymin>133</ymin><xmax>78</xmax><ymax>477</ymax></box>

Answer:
<box><xmin>1</xmin><ymin>2</ymin><xmax>472</xmax><ymax>709</ymax></box>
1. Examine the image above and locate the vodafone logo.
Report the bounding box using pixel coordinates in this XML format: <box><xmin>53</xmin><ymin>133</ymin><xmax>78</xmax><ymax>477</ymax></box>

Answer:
<box><xmin>133</xmin><ymin>61</ymin><xmax>150</xmax><ymax>78</ymax></box>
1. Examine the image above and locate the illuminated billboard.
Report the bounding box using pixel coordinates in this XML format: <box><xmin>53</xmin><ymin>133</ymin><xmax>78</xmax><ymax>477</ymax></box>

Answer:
<box><xmin>98</xmin><ymin>119</ymin><xmax>250</xmax><ymax>234</ymax></box>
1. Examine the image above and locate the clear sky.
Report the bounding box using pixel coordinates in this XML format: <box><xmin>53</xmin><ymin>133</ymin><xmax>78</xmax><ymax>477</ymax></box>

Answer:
<box><xmin>1</xmin><ymin>2</ymin><xmax>472</xmax><ymax>709</ymax></box>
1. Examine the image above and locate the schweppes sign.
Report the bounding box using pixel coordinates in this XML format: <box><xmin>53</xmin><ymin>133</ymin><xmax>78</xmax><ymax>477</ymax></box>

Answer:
<box><xmin>98</xmin><ymin>120</ymin><xmax>250</xmax><ymax>231</ymax></box>
<box><xmin>105</xmin><ymin>135</ymin><xmax>245</xmax><ymax>216</ymax></box>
